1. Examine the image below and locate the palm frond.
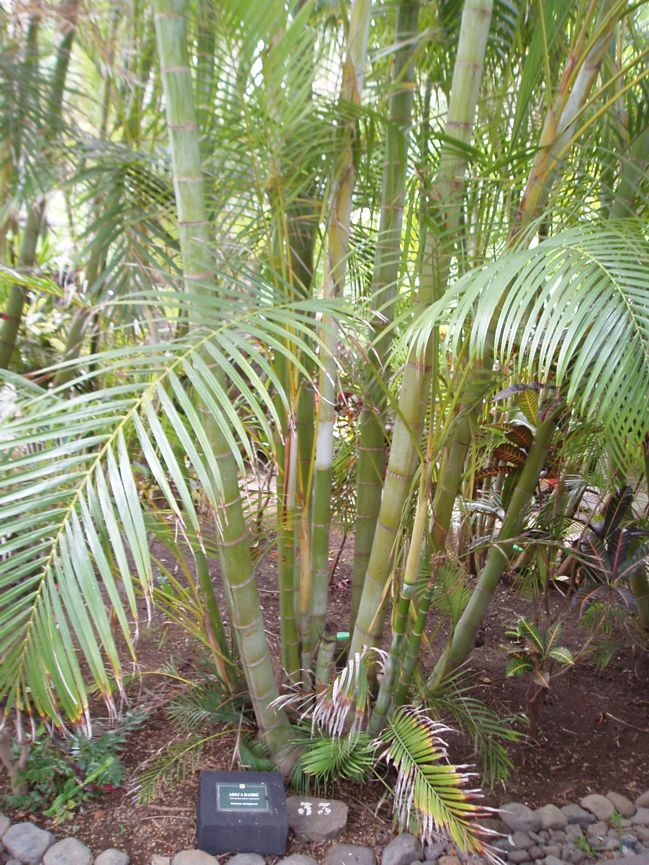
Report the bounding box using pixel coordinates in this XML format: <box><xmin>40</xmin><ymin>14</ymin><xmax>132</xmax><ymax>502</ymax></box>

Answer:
<box><xmin>410</xmin><ymin>221</ymin><xmax>649</xmax><ymax>468</ymax></box>
<box><xmin>0</xmin><ymin>282</ymin><xmax>343</xmax><ymax>725</ymax></box>
<box><xmin>299</xmin><ymin>731</ymin><xmax>375</xmax><ymax>786</ymax></box>
<box><xmin>379</xmin><ymin>707</ymin><xmax>493</xmax><ymax>855</ymax></box>
<box><xmin>135</xmin><ymin>732</ymin><xmax>228</xmax><ymax>804</ymax></box>
<box><xmin>311</xmin><ymin>649</ymin><xmax>376</xmax><ymax>737</ymax></box>
<box><xmin>425</xmin><ymin>674</ymin><xmax>522</xmax><ymax>788</ymax></box>
<box><xmin>165</xmin><ymin>681</ymin><xmax>251</xmax><ymax>734</ymax></box>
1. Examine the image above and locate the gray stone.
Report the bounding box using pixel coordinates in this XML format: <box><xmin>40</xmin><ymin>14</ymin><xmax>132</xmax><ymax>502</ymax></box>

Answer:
<box><xmin>580</xmin><ymin>794</ymin><xmax>614</xmax><ymax>822</ymax></box>
<box><xmin>7</xmin><ymin>860</ymin><xmax>24</xmax><ymax>865</ymax></box>
<box><xmin>622</xmin><ymin>833</ymin><xmax>640</xmax><ymax>845</ymax></box>
<box><xmin>507</xmin><ymin>851</ymin><xmax>530</xmax><ymax>862</ymax></box>
<box><xmin>528</xmin><ymin>847</ymin><xmax>544</xmax><ymax>860</ymax></box>
<box><xmin>564</xmin><ymin>827</ymin><xmax>583</xmax><ymax>843</ymax></box>
<box><xmin>570</xmin><ymin>851</ymin><xmax>585</xmax><ymax>864</ymax></box>
<box><xmin>438</xmin><ymin>858</ymin><xmax>460</xmax><ymax>865</ymax></box>
<box><xmin>622</xmin><ymin>819</ymin><xmax>634</xmax><ymax>828</ymax></box>
<box><xmin>151</xmin><ymin>857</ymin><xmax>171</xmax><ymax>865</ymax></box>
<box><xmin>511</xmin><ymin>832</ymin><xmax>534</xmax><ymax>851</ymax></box>
<box><xmin>276</xmin><ymin>857</ymin><xmax>318</xmax><ymax>865</ymax></box>
<box><xmin>597</xmin><ymin>856</ymin><xmax>649</xmax><ymax>865</ymax></box>
<box><xmin>424</xmin><ymin>842</ymin><xmax>446</xmax><ymax>861</ymax></box>
<box><xmin>561</xmin><ymin>806</ymin><xmax>595</xmax><ymax>829</ymax></box>
<box><xmin>3</xmin><ymin>823</ymin><xmax>54</xmax><ymax>865</ymax></box>
<box><xmin>95</xmin><ymin>851</ymin><xmax>129</xmax><ymax>865</ymax></box>
<box><xmin>637</xmin><ymin>793</ymin><xmax>649</xmax><ymax>809</ymax></box>
<box><xmin>538</xmin><ymin>831</ymin><xmax>550</xmax><ymax>843</ymax></box>
<box><xmin>287</xmin><ymin>797</ymin><xmax>348</xmax><ymax>843</ymax></box>
<box><xmin>382</xmin><ymin>834</ymin><xmax>422</xmax><ymax>865</ymax></box>
<box><xmin>549</xmin><ymin>831</ymin><xmax>566</xmax><ymax>842</ymax></box>
<box><xmin>501</xmin><ymin>804</ymin><xmax>542</xmax><ymax>834</ymax></box>
<box><xmin>324</xmin><ymin>845</ymin><xmax>375</xmax><ymax>865</ymax></box>
<box><xmin>172</xmin><ymin>852</ymin><xmax>218</xmax><ymax>865</ymax></box>
<box><xmin>226</xmin><ymin>856</ymin><xmax>265</xmax><ymax>865</ymax></box>
<box><xmin>44</xmin><ymin>840</ymin><xmax>93</xmax><ymax>865</ymax></box>
<box><xmin>543</xmin><ymin>846</ymin><xmax>561</xmax><ymax>858</ymax></box>
<box><xmin>606</xmin><ymin>792</ymin><xmax>637</xmax><ymax>818</ymax></box>
<box><xmin>632</xmin><ymin>810</ymin><xmax>649</xmax><ymax>827</ymax></box>
<box><xmin>0</xmin><ymin>815</ymin><xmax>11</xmax><ymax>838</ymax></box>
<box><xmin>537</xmin><ymin>806</ymin><xmax>568</xmax><ymax>831</ymax></box>
<box><xmin>544</xmin><ymin>856</ymin><xmax>563</xmax><ymax>865</ymax></box>
<box><xmin>586</xmin><ymin>821</ymin><xmax>607</xmax><ymax>837</ymax></box>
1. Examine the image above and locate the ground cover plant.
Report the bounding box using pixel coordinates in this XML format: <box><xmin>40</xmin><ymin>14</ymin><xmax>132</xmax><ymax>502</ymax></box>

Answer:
<box><xmin>1</xmin><ymin>0</ymin><xmax>649</xmax><ymax>854</ymax></box>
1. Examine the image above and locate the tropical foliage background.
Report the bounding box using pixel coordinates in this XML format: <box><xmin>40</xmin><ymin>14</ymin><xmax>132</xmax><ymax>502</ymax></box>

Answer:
<box><xmin>1</xmin><ymin>0</ymin><xmax>649</xmax><ymax>851</ymax></box>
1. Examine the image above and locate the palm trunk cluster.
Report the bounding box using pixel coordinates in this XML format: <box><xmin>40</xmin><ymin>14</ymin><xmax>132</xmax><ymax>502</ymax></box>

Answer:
<box><xmin>4</xmin><ymin>0</ymin><xmax>647</xmax><ymax>802</ymax></box>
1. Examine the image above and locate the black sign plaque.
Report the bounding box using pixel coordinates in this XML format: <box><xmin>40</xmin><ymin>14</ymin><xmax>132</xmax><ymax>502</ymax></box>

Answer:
<box><xmin>197</xmin><ymin>770</ymin><xmax>288</xmax><ymax>856</ymax></box>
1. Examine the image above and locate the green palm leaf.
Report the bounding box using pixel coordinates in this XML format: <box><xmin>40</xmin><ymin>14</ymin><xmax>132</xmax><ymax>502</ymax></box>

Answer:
<box><xmin>0</xmin><ymin>285</ymin><xmax>341</xmax><ymax>726</ymax></box>
<box><xmin>300</xmin><ymin>732</ymin><xmax>375</xmax><ymax>784</ymax></box>
<box><xmin>379</xmin><ymin>707</ymin><xmax>491</xmax><ymax>854</ymax></box>
<box><xmin>410</xmin><ymin>221</ymin><xmax>649</xmax><ymax>467</ymax></box>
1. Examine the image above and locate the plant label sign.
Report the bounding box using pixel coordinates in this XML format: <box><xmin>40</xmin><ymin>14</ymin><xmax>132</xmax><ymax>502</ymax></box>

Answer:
<box><xmin>197</xmin><ymin>770</ymin><xmax>288</xmax><ymax>855</ymax></box>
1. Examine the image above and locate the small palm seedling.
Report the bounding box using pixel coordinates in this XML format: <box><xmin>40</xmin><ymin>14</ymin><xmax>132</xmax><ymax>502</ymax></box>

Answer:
<box><xmin>505</xmin><ymin>617</ymin><xmax>574</xmax><ymax>734</ymax></box>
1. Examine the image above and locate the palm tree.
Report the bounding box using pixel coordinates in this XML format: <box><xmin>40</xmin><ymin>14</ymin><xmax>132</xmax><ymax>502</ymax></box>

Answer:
<box><xmin>1</xmin><ymin>0</ymin><xmax>649</xmax><ymax>848</ymax></box>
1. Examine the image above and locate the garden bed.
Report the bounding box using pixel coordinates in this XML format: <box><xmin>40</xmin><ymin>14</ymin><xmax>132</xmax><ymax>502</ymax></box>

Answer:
<box><xmin>2</xmin><ymin>534</ymin><xmax>648</xmax><ymax>865</ymax></box>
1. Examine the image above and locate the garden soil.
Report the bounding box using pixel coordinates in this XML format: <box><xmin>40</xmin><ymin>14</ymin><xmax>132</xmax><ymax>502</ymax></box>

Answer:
<box><xmin>2</xmin><ymin>531</ymin><xmax>648</xmax><ymax>865</ymax></box>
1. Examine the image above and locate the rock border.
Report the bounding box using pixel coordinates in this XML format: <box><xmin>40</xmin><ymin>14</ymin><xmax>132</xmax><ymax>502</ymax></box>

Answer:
<box><xmin>1</xmin><ymin>788</ymin><xmax>648</xmax><ymax>865</ymax></box>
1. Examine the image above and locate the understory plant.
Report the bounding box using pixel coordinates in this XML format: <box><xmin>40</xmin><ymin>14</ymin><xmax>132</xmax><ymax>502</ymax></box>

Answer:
<box><xmin>3</xmin><ymin>714</ymin><xmax>146</xmax><ymax>823</ymax></box>
<box><xmin>505</xmin><ymin>617</ymin><xmax>574</xmax><ymax>734</ymax></box>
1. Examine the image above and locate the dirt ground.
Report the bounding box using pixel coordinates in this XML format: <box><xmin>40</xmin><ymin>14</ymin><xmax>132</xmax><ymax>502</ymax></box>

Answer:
<box><xmin>2</xmin><ymin>532</ymin><xmax>649</xmax><ymax>865</ymax></box>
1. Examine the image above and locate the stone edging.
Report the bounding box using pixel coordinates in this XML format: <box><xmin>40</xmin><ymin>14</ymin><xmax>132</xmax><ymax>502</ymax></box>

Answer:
<box><xmin>1</xmin><ymin>788</ymin><xmax>648</xmax><ymax>865</ymax></box>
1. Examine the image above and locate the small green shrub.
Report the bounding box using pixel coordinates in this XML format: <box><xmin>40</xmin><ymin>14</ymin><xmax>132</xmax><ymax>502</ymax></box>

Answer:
<box><xmin>4</xmin><ymin>713</ymin><xmax>146</xmax><ymax>823</ymax></box>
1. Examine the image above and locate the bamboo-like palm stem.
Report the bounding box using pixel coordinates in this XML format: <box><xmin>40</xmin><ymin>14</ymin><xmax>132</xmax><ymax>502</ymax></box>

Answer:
<box><xmin>419</xmin><ymin>2</ymin><xmax>623</xmax><ymax>684</ymax></box>
<box><xmin>513</xmin><ymin>0</ymin><xmax>617</xmax><ymax>234</ymax></box>
<box><xmin>0</xmin><ymin>0</ymin><xmax>79</xmax><ymax>369</ymax></box>
<box><xmin>368</xmin><ymin>439</ymin><xmax>431</xmax><ymax>733</ymax></box>
<box><xmin>315</xmin><ymin>623</ymin><xmax>337</xmax><ymax>692</ymax></box>
<box><xmin>430</xmin><ymin>412</ymin><xmax>558</xmax><ymax>685</ymax></box>
<box><xmin>307</xmin><ymin>0</ymin><xmax>372</xmax><ymax>662</ymax></box>
<box><xmin>399</xmin><ymin>2</ymin><xmax>624</xmax><ymax>692</ymax></box>
<box><xmin>352</xmin><ymin>0</ymin><xmax>421</xmax><ymax>626</ymax></box>
<box><xmin>350</xmin><ymin>0</ymin><xmax>494</xmax><ymax>660</ymax></box>
<box><xmin>154</xmin><ymin>0</ymin><xmax>293</xmax><ymax>761</ymax></box>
